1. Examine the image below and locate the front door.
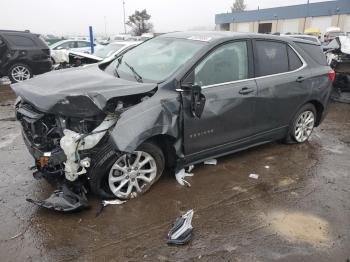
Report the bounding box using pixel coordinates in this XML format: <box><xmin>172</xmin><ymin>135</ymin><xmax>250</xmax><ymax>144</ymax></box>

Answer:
<box><xmin>181</xmin><ymin>40</ymin><xmax>258</xmax><ymax>158</ymax></box>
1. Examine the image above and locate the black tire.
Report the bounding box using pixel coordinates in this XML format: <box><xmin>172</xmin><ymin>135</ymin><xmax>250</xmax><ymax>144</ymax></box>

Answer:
<box><xmin>88</xmin><ymin>141</ymin><xmax>165</xmax><ymax>199</ymax></box>
<box><xmin>8</xmin><ymin>63</ymin><xmax>33</xmax><ymax>83</ymax></box>
<box><xmin>284</xmin><ymin>103</ymin><xmax>316</xmax><ymax>144</ymax></box>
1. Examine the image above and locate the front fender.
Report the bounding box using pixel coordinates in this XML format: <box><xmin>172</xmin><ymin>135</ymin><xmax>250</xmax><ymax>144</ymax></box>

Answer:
<box><xmin>109</xmin><ymin>92</ymin><xmax>181</xmax><ymax>153</ymax></box>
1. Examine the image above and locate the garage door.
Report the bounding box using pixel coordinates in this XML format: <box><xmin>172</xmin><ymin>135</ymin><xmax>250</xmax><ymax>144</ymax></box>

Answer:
<box><xmin>282</xmin><ymin>19</ymin><xmax>299</xmax><ymax>34</ymax></box>
<box><xmin>237</xmin><ymin>22</ymin><xmax>250</xmax><ymax>32</ymax></box>
<box><xmin>310</xmin><ymin>16</ymin><xmax>332</xmax><ymax>34</ymax></box>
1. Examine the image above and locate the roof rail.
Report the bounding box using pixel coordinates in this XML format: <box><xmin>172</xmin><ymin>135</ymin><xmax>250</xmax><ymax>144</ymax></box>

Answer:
<box><xmin>0</xmin><ymin>29</ymin><xmax>31</xmax><ymax>33</ymax></box>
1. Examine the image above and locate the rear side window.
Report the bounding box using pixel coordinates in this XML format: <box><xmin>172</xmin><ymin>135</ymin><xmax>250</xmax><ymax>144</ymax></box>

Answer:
<box><xmin>5</xmin><ymin>35</ymin><xmax>36</xmax><ymax>47</ymax></box>
<box><xmin>77</xmin><ymin>41</ymin><xmax>90</xmax><ymax>48</ymax></box>
<box><xmin>288</xmin><ymin>46</ymin><xmax>303</xmax><ymax>70</ymax></box>
<box><xmin>194</xmin><ymin>41</ymin><xmax>248</xmax><ymax>86</ymax></box>
<box><xmin>255</xmin><ymin>41</ymin><xmax>289</xmax><ymax>76</ymax></box>
<box><xmin>295</xmin><ymin>42</ymin><xmax>327</xmax><ymax>65</ymax></box>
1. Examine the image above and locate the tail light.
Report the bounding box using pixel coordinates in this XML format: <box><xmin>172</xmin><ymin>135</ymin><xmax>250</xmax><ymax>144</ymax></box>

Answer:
<box><xmin>329</xmin><ymin>70</ymin><xmax>335</xmax><ymax>81</ymax></box>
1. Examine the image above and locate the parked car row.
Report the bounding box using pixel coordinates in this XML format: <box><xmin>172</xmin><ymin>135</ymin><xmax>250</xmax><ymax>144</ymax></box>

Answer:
<box><xmin>0</xmin><ymin>30</ymin><xmax>145</xmax><ymax>83</ymax></box>
<box><xmin>12</xmin><ymin>31</ymin><xmax>334</xmax><ymax>210</ymax></box>
<box><xmin>0</xmin><ymin>30</ymin><xmax>52</xmax><ymax>83</ymax></box>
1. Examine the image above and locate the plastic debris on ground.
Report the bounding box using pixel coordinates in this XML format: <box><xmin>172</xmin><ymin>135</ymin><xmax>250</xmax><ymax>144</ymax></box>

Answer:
<box><xmin>26</xmin><ymin>184</ymin><xmax>89</xmax><ymax>212</ymax></box>
<box><xmin>204</xmin><ymin>159</ymin><xmax>217</xmax><ymax>165</ymax></box>
<box><xmin>175</xmin><ymin>168</ymin><xmax>193</xmax><ymax>187</ymax></box>
<box><xmin>167</xmin><ymin>209</ymin><xmax>194</xmax><ymax>245</ymax></box>
<box><xmin>187</xmin><ymin>165</ymin><xmax>194</xmax><ymax>172</ymax></box>
<box><xmin>249</xmin><ymin>173</ymin><xmax>259</xmax><ymax>179</ymax></box>
<box><xmin>102</xmin><ymin>199</ymin><xmax>126</xmax><ymax>206</ymax></box>
<box><xmin>264</xmin><ymin>165</ymin><xmax>270</xmax><ymax>169</ymax></box>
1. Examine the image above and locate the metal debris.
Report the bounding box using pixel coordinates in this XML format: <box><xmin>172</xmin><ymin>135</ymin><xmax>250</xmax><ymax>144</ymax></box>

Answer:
<box><xmin>167</xmin><ymin>209</ymin><xmax>194</xmax><ymax>245</ymax></box>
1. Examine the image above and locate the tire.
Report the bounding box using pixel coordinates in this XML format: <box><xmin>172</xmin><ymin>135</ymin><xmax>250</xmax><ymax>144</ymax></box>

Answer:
<box><xmin>8</xmin><ymin>63</ymin><xmax>33</xmax><ymax>83</ymax></box>
<box><xmin>284</xmin><ymin>103</ymin><xmax>316</xmax><ymax>144</ymax></box>
<box><xmin>88</xmin><ymin>141</ymin><xmax>165</xmax><ymax>199</ymax></box>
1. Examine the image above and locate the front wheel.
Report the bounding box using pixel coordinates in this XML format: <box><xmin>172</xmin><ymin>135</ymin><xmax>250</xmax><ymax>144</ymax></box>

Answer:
<box><xmin>285</xmin><ymin>103</ymin><xmax>316</xmax><ymax>144</ymax></box>
<box><xmin>89</xmin><ymin>142</ymin><xmax>165</xmax><ymax>199</ymax></box>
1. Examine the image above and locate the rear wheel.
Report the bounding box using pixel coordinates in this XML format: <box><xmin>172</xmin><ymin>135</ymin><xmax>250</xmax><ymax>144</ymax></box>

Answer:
<box><xmin>284</xmin><ymin>103</ymin><xmax>316</xmax><ymax>144</ymax></box>
<box><xmin>89</xmin><ymin>142</ymin><xmax>165</xmax><ymax>199</ymax></box>
<box><xmin>8</xmin><ymin>63</ymin><xmax>32</xmax><ymax>83</ymax></box>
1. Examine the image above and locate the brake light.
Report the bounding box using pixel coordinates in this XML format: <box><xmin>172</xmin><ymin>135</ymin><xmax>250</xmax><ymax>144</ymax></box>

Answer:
<box><xmin>329</xmin><ymin>70</ymin><xmax>335</xmax><ymax>81</ymax></box>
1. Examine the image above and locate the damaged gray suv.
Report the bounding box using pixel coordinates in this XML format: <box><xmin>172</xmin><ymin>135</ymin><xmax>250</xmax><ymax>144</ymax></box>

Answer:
<box><xmin>12</xmin><ymin>32</ymin><xmax>333</xmax><ymax>211</ymax></box>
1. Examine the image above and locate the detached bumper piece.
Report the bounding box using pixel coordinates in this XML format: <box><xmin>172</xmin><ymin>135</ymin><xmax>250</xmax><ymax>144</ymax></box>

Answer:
<box><xmin>26</xmin><ymin>184</ymin><xmax>89</xmax><ymax>212</ymax></box>
<box><xmin>167</xmin><ymin>210</ymin><xmax>194</xmax><ymax>245</ymax></box>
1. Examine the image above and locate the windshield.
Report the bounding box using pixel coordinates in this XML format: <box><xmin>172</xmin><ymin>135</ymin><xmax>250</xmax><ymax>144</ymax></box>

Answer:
<box><xmin>94</xmin><ymin>43</ymin><xmax>126</xmax><ymax>58</ymax></box>
<box><xmin>108</xmin><ymin>37</ymin><xmax>205</xmax><ymax>82</ymax></box>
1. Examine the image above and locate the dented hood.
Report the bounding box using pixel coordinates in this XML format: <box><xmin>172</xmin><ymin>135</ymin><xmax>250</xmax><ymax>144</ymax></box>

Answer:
<box><xmin>11</xmin><ymin>64</ymin><xmax>157</xmax><ymax>116</ymax></box>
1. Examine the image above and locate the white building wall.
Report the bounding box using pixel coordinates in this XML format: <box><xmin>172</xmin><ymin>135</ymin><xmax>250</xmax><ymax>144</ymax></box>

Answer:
<box><xmin>281</xmin><ymin>19</ymin><xmax>300</xmax><ymax>33</ymax></box>
<box><xmin>344</xmin><ymin>15</ymin><xmax>350</xmax><ymax>33</ymax></box>
<box><xmin>236</xmin><ymin>22</ymin><xmax>250</xmax><ymax>32</ymax></box>
<box><xmin>310</xmin><ymin>16</ymin><xmax>332</xmax><ymax>34</ymax></box>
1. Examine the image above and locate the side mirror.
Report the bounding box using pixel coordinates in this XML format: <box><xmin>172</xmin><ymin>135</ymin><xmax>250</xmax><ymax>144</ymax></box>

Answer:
<box><xmin>190</xmin><ymin>85</ymin><xmax>206</xmax><ymax>118</ymax></box>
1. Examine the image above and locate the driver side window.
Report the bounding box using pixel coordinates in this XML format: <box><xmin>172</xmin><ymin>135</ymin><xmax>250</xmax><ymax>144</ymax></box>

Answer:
<box><xmin>194</xmin><ymin>41</ymin><xmax>248</xmax><ymax>86</ymax></box>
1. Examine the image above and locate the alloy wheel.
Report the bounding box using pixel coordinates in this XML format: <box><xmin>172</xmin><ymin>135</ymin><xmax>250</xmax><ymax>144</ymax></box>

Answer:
<box><xmin>294</xmin><ymin>110</ymin><xmax>315</xmax><ymax>142</ymax></box>
<box><xmin>108</xmin><ymin>151</ymin><xmax>157</xmax><ymax>199</ymax></box>
<box><xmin>11</xmin><ymin>65</ymin><xmax>31</xmax><ymax>82</ymax></box>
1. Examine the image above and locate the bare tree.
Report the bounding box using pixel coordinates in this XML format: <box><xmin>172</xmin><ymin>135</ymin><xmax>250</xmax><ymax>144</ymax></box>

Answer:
<box><xmin>231</xmin><ymin>0</ymin><xmax>246</xmax><ymax>12</ymax></box>
<box><xmin>126</xmin><ymin>9</ymin><xmax>153</xmax><ymax>36</ymax></box>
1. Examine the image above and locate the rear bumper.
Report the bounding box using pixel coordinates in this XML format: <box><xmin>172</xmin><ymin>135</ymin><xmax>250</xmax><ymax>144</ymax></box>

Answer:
<box><xmin>31</xmin><ymin>60</ymin><xmax>52</xmax><ymax>74</ymax></box>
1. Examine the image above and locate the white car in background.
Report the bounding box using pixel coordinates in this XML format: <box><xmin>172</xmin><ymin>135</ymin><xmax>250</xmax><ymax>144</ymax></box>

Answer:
<box><xmin>69</xmin><ymin>41</ymin><xmax>141</xmax><ymax>63</ymax></box>
<box><xmin>50</xmin><ymin>39</ymin><xmax>102</xmax><ymax>64</ymax></box>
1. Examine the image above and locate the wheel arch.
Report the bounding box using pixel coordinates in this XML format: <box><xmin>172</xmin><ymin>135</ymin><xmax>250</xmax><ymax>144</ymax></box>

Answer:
<box><xmin>142</xmin><ymin>134</ymin><xmax>178</xmax><ymax>169</ymax></box>
<box><xmin>306</xmin><ymin>100</ymin><xmax>324</xmax><ymax>127</ymax></box>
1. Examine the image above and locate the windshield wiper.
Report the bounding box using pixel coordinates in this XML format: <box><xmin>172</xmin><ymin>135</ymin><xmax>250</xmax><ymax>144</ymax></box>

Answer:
<box><xmin>124</xmin><ymin>61</ymin><xmax>143</xmax><ymax>83</ymax></box>
<box><xmin>114</xmin><ymin>55</ymin><xmax>123</xmax><ymax>78</ymax></box>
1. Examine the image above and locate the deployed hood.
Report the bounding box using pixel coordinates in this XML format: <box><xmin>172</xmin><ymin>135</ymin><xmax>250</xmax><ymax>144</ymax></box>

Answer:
<box><xmin>11</xmin><ymin>64</ymin><xmax>157</xmax><ymax>116</ymax></box>
<box><xmin>69</xmin><ymin>50</ymin><xmax>103</xmax><ymax>62</ymax></box>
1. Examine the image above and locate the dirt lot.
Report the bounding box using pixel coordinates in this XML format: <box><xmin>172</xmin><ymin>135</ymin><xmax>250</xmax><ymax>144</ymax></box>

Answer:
<box><xmin>0</xmin><ymin>84</ymin><xmax>349</xmax><ymax>262</ymax></box>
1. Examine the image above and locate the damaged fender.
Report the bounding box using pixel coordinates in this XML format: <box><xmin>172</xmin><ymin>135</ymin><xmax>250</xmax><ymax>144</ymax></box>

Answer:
<box><xmin>110</xmin><ymin>91</ymin><xmax>182</xmax><ymax>155</ymax></box>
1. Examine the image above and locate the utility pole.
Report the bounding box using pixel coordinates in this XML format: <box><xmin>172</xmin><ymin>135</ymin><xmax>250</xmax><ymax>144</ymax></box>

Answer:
<box><xmin>104</xmin><ymin>16</ymin><xmax>107</xmax><ymax>37</ymax></box>
<box><xmin>123</xmin><ymin>0</ymin><xmax>126</xmax><ymax>34</ymax></box>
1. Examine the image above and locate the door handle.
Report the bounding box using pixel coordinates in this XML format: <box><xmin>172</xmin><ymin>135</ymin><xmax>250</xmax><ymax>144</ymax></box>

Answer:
<box><xmin>239</xmin><ymin>87</ymin><xmax>254</xmax><ymax>95</ymax></box>
<box><xmin>296</xmin><ymin>76</ymin><xmax>305</xmax><ymax>83</ymax></box>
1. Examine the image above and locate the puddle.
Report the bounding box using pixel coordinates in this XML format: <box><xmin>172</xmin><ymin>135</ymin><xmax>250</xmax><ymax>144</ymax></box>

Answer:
<box><xmin>323</xmin><ymin>145</ymin><xmax>344</xmax><ymax>154</ymax></box>
<box><xmin>265</xmin><ymin>210</ymin><xmax>331</xmax><ymax>247</ymax></box>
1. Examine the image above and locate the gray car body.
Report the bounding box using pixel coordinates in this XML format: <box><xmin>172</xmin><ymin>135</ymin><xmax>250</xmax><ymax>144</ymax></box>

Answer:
<box><xmin>12</xmin><ymin>31</ymin><xmax>332</xmax><ymax>170</ymax></box>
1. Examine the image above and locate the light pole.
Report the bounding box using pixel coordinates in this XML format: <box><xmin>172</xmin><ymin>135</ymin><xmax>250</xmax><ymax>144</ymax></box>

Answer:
<box><xmin>123</xmin><ymin>0</ymin><xmax>126</xmax><ymax>34</ymax></box>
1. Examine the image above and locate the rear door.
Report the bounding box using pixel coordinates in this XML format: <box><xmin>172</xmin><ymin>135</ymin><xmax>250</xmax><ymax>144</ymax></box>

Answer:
<box><xmin>182</xmin><ymin>40</ymin><xmax>258</xmax><ymax>157</ymax></box>
<box><xmin>253</xmin><ymin>39</ymin><xmax>311</xmax><ymax>133</ymax></box>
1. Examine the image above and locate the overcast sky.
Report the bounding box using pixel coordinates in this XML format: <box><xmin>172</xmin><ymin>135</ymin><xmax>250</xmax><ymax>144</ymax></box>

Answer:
<box><xmin>1</xmin><ymin>0</ymin><xmax>330</xmax><ymax>36</ymax></box>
